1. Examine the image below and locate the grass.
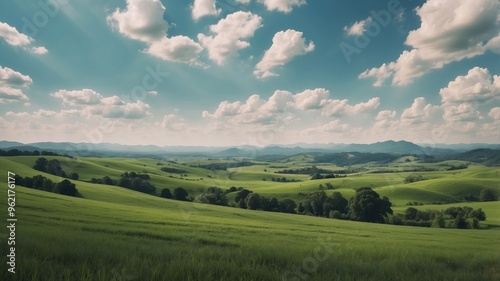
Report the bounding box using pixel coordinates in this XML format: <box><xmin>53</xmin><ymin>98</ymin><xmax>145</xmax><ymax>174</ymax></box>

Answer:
<box><xmin>0</xmin><ymin>155</ymin><xmax>499</xmax><ymax>280</ymax></box>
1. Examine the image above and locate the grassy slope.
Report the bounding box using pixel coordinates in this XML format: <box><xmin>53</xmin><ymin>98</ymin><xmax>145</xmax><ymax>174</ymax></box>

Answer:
<box><xmin>1</xmin><ymin>156</ymin><xmax>499</xmax><ymax>280</ymax></box>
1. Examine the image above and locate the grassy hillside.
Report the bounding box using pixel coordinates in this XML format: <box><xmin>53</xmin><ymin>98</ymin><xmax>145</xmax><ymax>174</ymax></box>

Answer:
<box><xmin>1</xmin><ymin>155</ymin><xmax>499</xmax><ymax>280</ymax></box>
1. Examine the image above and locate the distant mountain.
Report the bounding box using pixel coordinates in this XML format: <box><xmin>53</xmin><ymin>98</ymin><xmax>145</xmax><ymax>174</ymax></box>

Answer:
<box><xmin>0</xmin><ymin>141</ymin><xmax>24</xmax><ymax>149</ymax></box>
<box><xmin>448</xmin><ymin>148</ymin><xmax>500</xmax><ymax>165</ymax></box>
<box><xmin>0</xmin><ymin>140</ymin><xmax>498</xmax><ymax>159</ymax></box>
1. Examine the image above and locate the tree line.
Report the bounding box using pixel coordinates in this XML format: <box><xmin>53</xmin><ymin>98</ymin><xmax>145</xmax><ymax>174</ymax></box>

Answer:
<box><xmin>14</xmin><ymin>174</ymin><xmax>79</xmax><ymax>197</ymax></box>
<box><xmin>33</xmin><ymin>157</ymin><xmax>79</xmax><ymax>180</ymax></box>
<box><xmin>388</xmin><ymin>206</ymin><xmax>487</xmax><ymax>229</ymax></box>
<box><xmin>90</xmin><ymin>172</ymin><xmax>156</xmax><ymax>194</ymax></box>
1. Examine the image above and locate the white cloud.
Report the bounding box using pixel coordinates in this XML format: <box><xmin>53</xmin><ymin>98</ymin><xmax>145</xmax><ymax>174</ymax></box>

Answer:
<box><xmin>0</xmin><ymin>66</ymin><xmax>32</xmax><ymax>104</ymax></box>
<box><xmin>320</xmin><ymin>120</ymin><xmax>356</xmax><ymax>133</ymax></box>
<box><xmin>322</xmin><ymin>97</ymin><xmax>380</xmax><ymax>117</ymax></box>
<box><xmin>198</xmin><ymin>11</ymin><xmax>263</xmax><ymax>65</ymax></box>
<box><xmin>107</xmin><ymin>0</ymin><xmax>168</xmax><ymax>43</ymax></box>
<box><xmin>439</xmin><ymin>67</ymin><xmax>499</xmax><ymax>104</ymax></box>
<box><xmin>0</xmin><ymin>87</ymin><xmax>29</xmax><ymax>104</ymax></box>
<box><xmin>259</xmin><ymin>0</ymin><xmax>306</xmax><ymax>13</ymax></box>
<box><xmin>0</xmin><ymin>66</ymin><xmax>32</xmax><ymax>88</ymax></box>
<box><xmin>51</xmin><ymin>89</ymin><xmax>151</xmax><ymax>119</ymax></box>
<box><xmin>489</xmin><ymin>107</ymin><xmax>500</xmax><ymax>120</ymax></box>
<box><xmin>235</xmin><ymin>0</ymin><xmax>251</xmax><ymax>3</ymax></box>
<box><xmin>344</xmin><ymin>17</ymin><xmax>372</xmax><ymax>37</ymax></box>
<box><xmin>148</xmin><ymin>90</ymin><xmax>158</xmax><ymax>96</ymax></box>
<box><xmin>107</xmin><ymin>0</ymin><xmax>203</xmax><ymax>65</ymax></box>
<box><xmin>51</xmin><ymin>89</ymin><xmax>103</xmax><ymax>106</ymax></box>
<box><xmin>359</xmin><ymin>0</ymin><xmax>500</xmax><ymax>86</ymax></box>
<box><xmin>254</xmin><ymin>29</ymin><xmax>314</xmax><ymax>79</ymax></box>
<box><xmin>440</xmin><ymin>67</ymin><xmax>499</xmax><ymax>122</ymax></box>
<box><xmin>400</xmin><ymin>97</ymin><xmax>440</xmax><ymax>125</ymax></box>
<box><xmin>293</xmin><ymin>88</ymin><xmax>329</xmax><ymax>110</ymax></box>
<box><xmin>145</xmin><ymin>36</ymin><xmax>203</xmax><ymax>65</ymax></box>
<box><xmin>192</xmin><ymin>0</ymin><xmax>221</xmax><ymax>21</ymax></box>
<box><xmin>159</xmin><ymin>114</ymin><xmax>186</xmax><ymax>131</ymax></box>
<box><xmin>0</xmin><ymin>22</ymin><xmax>48</xmax><ymax>54</ymax></box>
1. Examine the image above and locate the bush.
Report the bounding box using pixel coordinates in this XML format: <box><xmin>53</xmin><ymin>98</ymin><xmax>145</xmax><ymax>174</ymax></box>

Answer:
<box><xmin>479</xmin><ymin>188</ymin><xmax>497</xmax><ymax>202</ymax></box>
<box><xmin>329</xmin><ymin>210</ymin><xmax>342</xmax><ymax>219</ymax></box>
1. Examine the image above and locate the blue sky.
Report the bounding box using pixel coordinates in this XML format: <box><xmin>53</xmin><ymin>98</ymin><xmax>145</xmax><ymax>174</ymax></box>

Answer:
<box><xmin>0</xmin><ymin>0</ymin><xmax>499</xmax><ymax>146</ymax></box>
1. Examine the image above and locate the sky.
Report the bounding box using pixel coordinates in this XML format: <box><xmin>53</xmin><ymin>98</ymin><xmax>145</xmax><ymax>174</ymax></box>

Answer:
<box><xmin>0</xmin><ymin>0</ymin><xmax>499</xmax><ymax>147</ymax></box>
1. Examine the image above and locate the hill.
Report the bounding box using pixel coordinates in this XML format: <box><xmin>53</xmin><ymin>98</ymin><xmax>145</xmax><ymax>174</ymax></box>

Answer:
<box><xmin>0</xmin><ymin>155</ymin><xmax>499</xmax><ymax>280</ymax></box>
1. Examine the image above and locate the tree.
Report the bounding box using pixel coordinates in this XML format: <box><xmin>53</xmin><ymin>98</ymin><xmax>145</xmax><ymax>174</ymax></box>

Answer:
<box><xmin>297</xmin><ymin>202</ymin><xmax>305</xmax><ymax>214</ymax></box>
<box><xmin>245</xmin><ymin>193</ymin><xmax>261</xmax><ymax>210</ymax></box>
<box><xmin>69</xmin><ymin>172</ymin><xmax>79</xmax><ymax>180</ymax></box>
<box><xmin>235</xmin><ymin>189</ymin><xmax>252</xmax><ymax>208</ymax></box>
<box><xmin>160</xmin><ymin>188</ymin><xmax>173</xmax><ymax>199</ymax></box>
<box><xmin>431</xmin><ymin>213</ymin><xmax>445</xmax><ymax>228</ymax></box>
<box><xmin>279</xmin><ymin>199</ymin><xmax>297</xmax><ymax>214</ymax></box>
<box><xmin>348</xmin><ymin>187</ymin><xmax>393</xmax><ymax>223</ymax></box>
<box><xmin>329</xmin><ymin>210</ymin><xmax>342</xmax><ymax>219</ymax></box>
<box><xmin>479</xmin><ymin>188</ymin><xmax>496</xmax><ymax>202</ymax></box>
<box><xmin>303</xmin><ymin>191</ymin><xmax>327</xmax><ymax>216</ymax></box>
<box><xmin>469</xmin><ymin>208</ymin><xmax>486</xmax><ymax>221</ymax></box>
<box><xmin>46</xmin><ymin>159</ymin><xmax>66</xmax><ymax>177</ymax></box>
<box><xmin>102</xmin><ymin>176</ymin><xmax>114</xmax><ymax>185</ymax></box>
<box><xmin>42</xmin><ymin>178</ymin><xmax>54</xmax><ymax>192</ymax></box>
<box><xmin>325</xmin><ymin>192</ymin><xmax>348</xmax><ymax>215</ymax></box>
<box><xmin>54</xmin><ymin>179</ymin><xmax>78</xmax><ymax>196</ymax></box>
<box><xmin>404</xmin><ymin>207</ymin><xmax>419</xmax><ymax>221</ymax></box>
<box><xmin>173</xmin><ymin>187</ymin><xmax>189</xmax><ymax>201</ymax></box>
<box><xmin>33</xmin><ymin>157</ymin><xmax>48</xmax><ymax>172</ymax></box>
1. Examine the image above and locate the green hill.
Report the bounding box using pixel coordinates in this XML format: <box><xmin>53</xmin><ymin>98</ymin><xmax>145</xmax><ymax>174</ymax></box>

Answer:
<box><xmin>1</xmin><ymin>155</ymin><xmax>499</xmax><ymax>280</ymax></box>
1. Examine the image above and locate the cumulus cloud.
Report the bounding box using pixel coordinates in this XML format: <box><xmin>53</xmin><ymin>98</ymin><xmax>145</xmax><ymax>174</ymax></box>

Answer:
<box><xmin>489</xmin><ymin>107</ymin><xmax>500</xmax><ymax>120</ymax></box>
<box><xmin>0</xmin><ymin>66</ymin><xmax>32</xmax><ymax>88</ymax></box>
<box><xmin>344</xmin><ymin>17</ymin><xmax>372</xmax><ymax>37</ymax></box>
<box><xmin>0</xmin><ymin>22</ymin><xmax>48</xmax><ymax>54</ymax></box>
<box><xmin>259</xmin><ymin>0</ymin><xmax>306</xmax><ymax>13</ymax></box>
<box><xmin>321</xmin><ymin>97</ymin><xmax>380</xmax><ymax>117</ymax></box>
<box><xmin>0</xmin><ymin>66</ymin><xmax>32</xmax><ymax>104</ymax></box>
<box><xmin>440</xmin><ymin>67</ymin><xmax>499</xmax><ymax>122</ymax></box>
<box><xmin>203</xmin><ymin>88</ymin><xmax>381</xmax><ymax>130</ymax></box>
<box><xmin>198</xmin><ymin>11</ymin><xmax>263</xmax><ymax>65</ymax></box>
<box><xmin>359</xmin><ymin>0</ymin><xmax>500</xmax><ymax>86</ymax></box>
<box><xmin>51</xmin><ymin>89</ymin><xmax>151</xmax><ymax>119</ymax></box>
<box><xmin>0</xmin><ymin>87</ymin><xmax>29</xmax><ymax>104</ymax></box>
<box><xmin>107</xmin><ymin>0</ymin><xmax>202</xmax><ymax>65</ymax></box>
<box><xmin>107</xmin><ymin>0</ymin><xmax>168</xmax><ymax>43</ymax></box>
<box><xmin>254</xmin><ymin>29</ymin><xmax>314</xmax><ymax>79</ymax></box>
<box><xmin>400</xmin><ymin>97</ymin><xmax>440</xmax><ymax>125</ymax></box>
<box><xmin>159</xmin><ymin>114</ymin><xmax>186</xmax><ymax>131</ymax></box>
<box><xmin>145</xmin><ymin>36</ymin><xmax>203</xmax><ymax>65</ymax></box>
<box><xmin>192</xmin><ymin>0</ymin><xmax>220</xmax><ymax>20</ymax></box>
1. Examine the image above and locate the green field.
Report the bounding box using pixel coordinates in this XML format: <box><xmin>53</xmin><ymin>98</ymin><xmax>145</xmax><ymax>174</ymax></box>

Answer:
<box><xmin>1</xmin><ymin>155</ymin><xmax>499</xmax><ymax>280</ymax></box>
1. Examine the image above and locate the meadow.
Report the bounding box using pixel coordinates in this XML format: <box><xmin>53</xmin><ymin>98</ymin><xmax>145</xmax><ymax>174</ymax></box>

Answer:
<box><xmin>0</xmin><ymin>155</ymin><xmax>499</xmax><ymax>280</ymax></box>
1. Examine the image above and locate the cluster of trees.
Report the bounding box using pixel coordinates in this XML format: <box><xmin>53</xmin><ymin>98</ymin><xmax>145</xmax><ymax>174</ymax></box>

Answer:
<box><xmin>298</xmin><ymin>191</ymin><xmax>348</xmax><ymax>218</ymax></box>
<box><xmin>268</xmin><ymin>177</ymin><xmax>297</xmax><ymax>183</ymax></box>
<box><xmin>33</xmin><ymin>157</ymin><xmax>79</xmax><ymax>179</ymax></box>
<box><xmin>404</xmin><ymin>174</ymin><xmax>425</xmax><ymax>184</ymax></box>
<box><xmin>275</xmin><ymin>166</ymin><xmax>334</xmax><ymax>175</ymax></box>
<box><xmin>297</xmin><ymin>188</ymin><xmax>393</xmax><ymax>223</ymax></box>
<box><xmin>310</xmin><ymin>173</ymin><xmax>338</xmax><ymax>180</ymax></box>
<box><xmin>193</xmin><ymin>161</ymin><xmax>253</xmax><ymax>171</ymax></box>
<box><xmin>0</xmin><ymin>149</ymin><xmax>68</xmax><ymax>157</ymax></box>
<box><xmin>14</xmin><ymin>174</ymin><xmax>78</xmax><ymax>197</ymax></box>
<box><xmin>160</xmin><ymin>187</ymin><xmax>190</xmax><ymax>201</ymax></box>
<box><xmin>388</xmin><ymin>206</ymin><xmax>486</xmax><ymax>229</ymax></box>
<box><xmin>318</xmin><ymin>183</ymin><xmax>334</xmax><ymax>190</ymax></box>
<box><xmin>160</xmin><ymin>167</ymin><xmax>187</xmax><ymax>174</ymax></box>
<box><xmin>90</xmin><ymin>172</ymin><xmax>156</xmax><ymax>194</ymax></box>
<box><xmin>233</xmin><ymin>189</ymin><xmax>297</xmax><ymax>213</ymax></box>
